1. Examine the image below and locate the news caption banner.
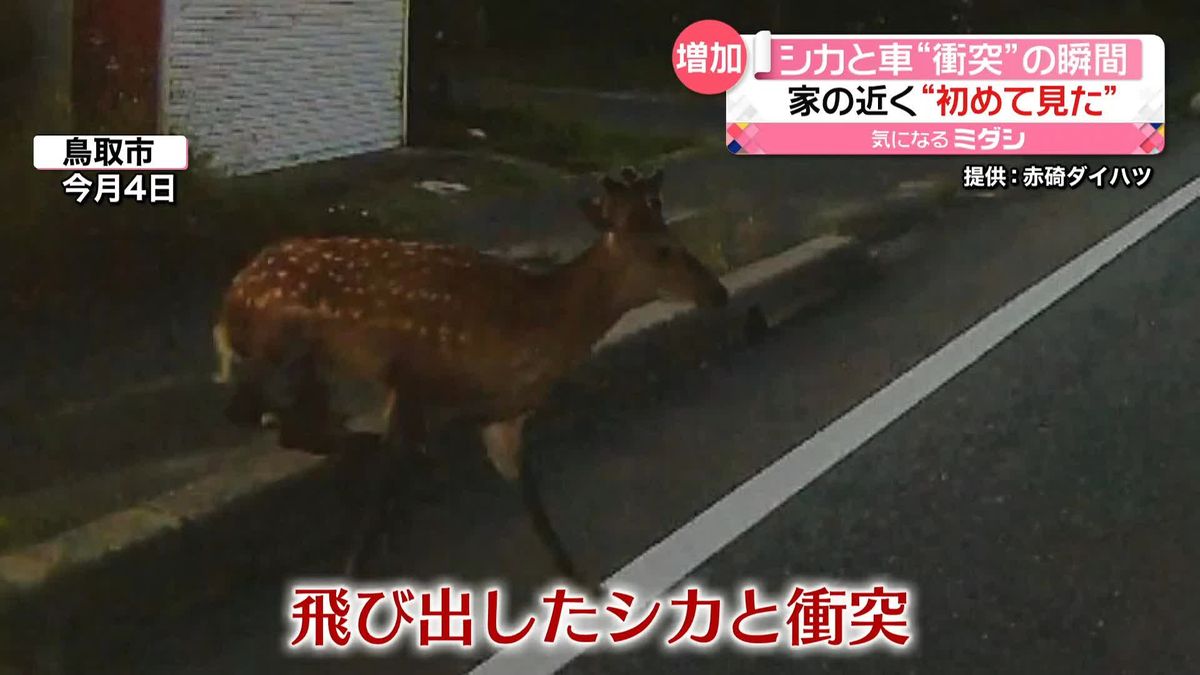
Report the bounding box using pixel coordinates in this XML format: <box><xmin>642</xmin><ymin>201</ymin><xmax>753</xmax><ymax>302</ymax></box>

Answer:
<box><xmin>286</xmin><ymin>580</ymin><xmax>913</xmax><ymax>654</ymax></box>
<box><xmin>33</xmin><ymin>135</ymin><xmax>188</xmax><ymax>204</ymax></box>
<box><xmin>672</xmin><ymin>23</ymin><xmax>1164</xmax><ymax>189</ymax></box>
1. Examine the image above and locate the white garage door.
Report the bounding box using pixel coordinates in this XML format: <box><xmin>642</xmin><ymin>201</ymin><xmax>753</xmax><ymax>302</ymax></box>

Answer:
<box><xmin>161</xmin><ymin>0</ymin><xmax>409</xmax><ymax>175</ymax></box>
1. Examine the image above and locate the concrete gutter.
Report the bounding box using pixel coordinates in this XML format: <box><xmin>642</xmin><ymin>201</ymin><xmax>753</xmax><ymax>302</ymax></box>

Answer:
<box><xmin>0</xmin><ymin>170</ymin><xmax>964</xmax><ymax>670</ymax></box>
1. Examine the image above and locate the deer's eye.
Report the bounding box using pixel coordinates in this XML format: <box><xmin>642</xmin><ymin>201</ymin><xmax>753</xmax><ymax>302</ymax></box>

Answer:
<box><xmin>655</xmin><ymin>245</ymin><xmax>672</xmax><ymax>261</ymax></box>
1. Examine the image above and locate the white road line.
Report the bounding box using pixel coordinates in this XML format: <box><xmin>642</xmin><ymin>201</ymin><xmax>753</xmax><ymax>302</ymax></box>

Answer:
<box><xmin>467</xmin><ymin>176</ymin><xmax>1200</xmax><ymax>675</ymax></box>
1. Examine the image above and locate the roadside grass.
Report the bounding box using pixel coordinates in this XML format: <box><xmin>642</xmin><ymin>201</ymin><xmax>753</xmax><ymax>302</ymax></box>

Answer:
<box><xmin>426</xmin><ymin>102</ymin><xmax>703</xmax><ymax>173</ymax></box>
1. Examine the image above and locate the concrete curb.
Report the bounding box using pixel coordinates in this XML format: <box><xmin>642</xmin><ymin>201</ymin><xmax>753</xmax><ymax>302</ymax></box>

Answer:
<box><xmin>823</xmin><ymin>174</ymin><xmax>961</xmax><ymax>244</ymax></box>
<box><xmin>0</xmin><ymin>167</ymin><xmax>962</xmax><ymax>669</ymax></box>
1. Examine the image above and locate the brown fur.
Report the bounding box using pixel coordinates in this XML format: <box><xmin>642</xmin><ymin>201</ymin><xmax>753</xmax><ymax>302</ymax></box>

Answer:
<box><xmin>212</xmin><ymin>167</ymin><xmax>729</xmax><ymax>583</ymax></box>
<box><xmin>217</xmin><ymin>234</ymin><xmax>673</xmax><ymax>422</ymax></box>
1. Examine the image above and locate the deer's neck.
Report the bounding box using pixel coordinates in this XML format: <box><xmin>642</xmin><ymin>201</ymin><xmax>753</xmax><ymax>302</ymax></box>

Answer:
<box><xmin>540</xmin><ymin>237</ymin><xmax>646</xmax><ymax>360</ymax></box>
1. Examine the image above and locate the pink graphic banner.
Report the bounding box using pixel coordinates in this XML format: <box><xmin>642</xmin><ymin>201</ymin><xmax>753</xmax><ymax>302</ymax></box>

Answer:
<box><xmin>725</xmin><ymin>122</ymin><xmax>1165</xmax><ymax>156</ymax></box>
<box><xmin>756</xmin><ymin>38</ymin><xmax>1143</xmax><ymax>80</ymax></box>
<box><xmin>725</xmin><ymin>34</ymin><xmax>1166</xmax><ymax>155</ymax></box>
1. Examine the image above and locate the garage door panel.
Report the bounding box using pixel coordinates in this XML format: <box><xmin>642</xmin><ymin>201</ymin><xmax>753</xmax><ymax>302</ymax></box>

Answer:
<box><xmin>163</xmin><ymin>0</ymin><xmax>408</xmax><ymax>175</ymax></box>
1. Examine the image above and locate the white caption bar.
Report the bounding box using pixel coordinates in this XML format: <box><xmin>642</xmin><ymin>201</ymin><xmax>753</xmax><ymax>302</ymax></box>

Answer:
<box><xmin>33</xmin><ymin>135</ymin><xmax>190</xmax><ymax>171</ymax></box>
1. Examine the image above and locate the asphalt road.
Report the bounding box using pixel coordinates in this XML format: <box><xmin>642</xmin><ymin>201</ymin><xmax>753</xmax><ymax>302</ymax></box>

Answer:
<box><xmin>63</xmin><ymin>141</ymin><xmax>1200</xmax><ymax>675</ymax></box>
<box><xmin>560</xmin><ymin>186</ymin><xmax>1200</xmax><ymax>675</ymax></box>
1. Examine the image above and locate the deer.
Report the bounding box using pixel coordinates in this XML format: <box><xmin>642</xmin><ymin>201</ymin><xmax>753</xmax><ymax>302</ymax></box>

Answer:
<box><xmin>211</xmin><ymin>167</ymin><xmax>729</xmax><ymax>588</ymax></box>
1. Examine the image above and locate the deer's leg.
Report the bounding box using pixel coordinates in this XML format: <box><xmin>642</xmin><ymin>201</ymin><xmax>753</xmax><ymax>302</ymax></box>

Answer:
<box><xmin>344</xmin><ymin>389</ymin><xmax>425</xmax><ymax>576</ymax></box>
<box><xmin>223</xmin><ymin>358</ymin><xmax>270</xmax><ymax>428</ymax></box>
<box><xmin>277</xmin><ymin>352</ymin><xmax>334</xmax><ymax>452</ymax></box>
<box><xmin>225</xmin><ymin>381</ymin><xmax>267</xmax><ymax>427</ymax></box>
<box><xmin>482</xmin><ymin>415</ymin><xmax>594</xmax><ymax>591</ymax></box>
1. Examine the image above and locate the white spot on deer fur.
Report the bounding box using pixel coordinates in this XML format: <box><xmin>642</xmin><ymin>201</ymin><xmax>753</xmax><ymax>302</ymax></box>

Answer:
<box><xmin>272</xmin><ymin>288</ymin><xmax>284</xmax><ymax>299</ymax></box>
<box><xmin>298</xmin><ymin>280</ymin><xmax>308</xmax><ymax>291</ymax></box>
<box><xmin>277</xmin><ymin>270</ymin><xmax>288</xmax><ymax>279</ymax></box>
<box><xmin>458</xmin><ymin>331</ymin><xmax>469</xmax><ymax>344</ymax></box>
<box><xmin>322</xmin><ymin>252</ymin><xmax>333</xmax><ymax>260</ymax></box>
<box><xmin>351</xmin><ymin>309</ymin><xmax>363</xmax><ymax>319</ymax></box>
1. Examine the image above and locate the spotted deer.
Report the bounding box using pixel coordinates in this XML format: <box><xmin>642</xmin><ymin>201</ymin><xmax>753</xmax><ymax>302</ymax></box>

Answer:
<box><xmin>211</xmin><ymin>167</ymin><xmax>729</xmax><ymax>585</ymax></box>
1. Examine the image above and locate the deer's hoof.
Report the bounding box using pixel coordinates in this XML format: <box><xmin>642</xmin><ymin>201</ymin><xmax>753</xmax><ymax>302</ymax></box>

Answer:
<box><xmin>343</xmin><ymin>553</ymin><xmax>362</xmax><ymax>578</ymax></box>
<box><xmin>279</xmin><ymin>430</ymin><xmax>322</xmax><ymax>453</ymax></box>
<box><xmin>225</xmin><ymin>391</ymin><xmax>266</xmax><ymax>428</ymax></box>
<box><xmin>278</xmin><ymin>418</ymin><xmax>332</xmax><ymax>453</ymax></box>
<box><xmin>344</xmin><ymin>542</ymin><xmax>380</xmax><ymax>578</ymax></box>
<box><xmin>574</xmin><ymin>575</ymin><xmax>605</xmax><ymax>599</ymax></box>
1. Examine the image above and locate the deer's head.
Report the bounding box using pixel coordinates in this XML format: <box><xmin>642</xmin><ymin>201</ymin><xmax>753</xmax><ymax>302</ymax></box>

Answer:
<box><xmin>578</xmin><ymin>167</ymin><xmax>729</xmax><ymax>309</ymax></box>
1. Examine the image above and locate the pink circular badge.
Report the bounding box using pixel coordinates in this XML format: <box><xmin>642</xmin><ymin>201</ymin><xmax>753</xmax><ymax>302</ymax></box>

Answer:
<box><xmin>672</xmin><ymin>20</ymin><xmax>746</xmax><ymax>95</ymax></box>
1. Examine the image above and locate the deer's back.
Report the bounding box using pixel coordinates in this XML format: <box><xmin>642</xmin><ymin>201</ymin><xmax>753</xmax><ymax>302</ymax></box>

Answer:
<box><xmin>221</xmin><ymin>237</ymin><xmax>564</xmax><ymax>414</ymax></box>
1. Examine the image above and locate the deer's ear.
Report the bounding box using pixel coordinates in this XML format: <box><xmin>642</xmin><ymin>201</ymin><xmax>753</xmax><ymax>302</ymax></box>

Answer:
<box><xmin>600</xmin><ymin>175</ymin><xmax>623</xmax><ymax>193</ymax></box>
<box><xmin>643</xmin><ymin>168</ymin><xmax>664</xmax><ymax>194</ymax></box>
<box><xmin>578</xmin><ymin>197</ymin><xmax>608</xmax><ymax>230</ymax></box>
